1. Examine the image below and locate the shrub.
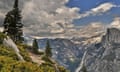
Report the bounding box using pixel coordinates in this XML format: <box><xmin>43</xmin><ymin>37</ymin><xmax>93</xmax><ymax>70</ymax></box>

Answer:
<box><xmin>0</xmin><ymin>45</ymin><xmax>18</xmax><ymax>60</ymax></box>
<box><xmin>17</xmin><ymin>44</ymin><xmax>32</xmax><ymax>62</ymax></box>
<box><xmin>0</xmin><ymin>32</ymin><xmax>7</xmax><ymax>44</ymax></box>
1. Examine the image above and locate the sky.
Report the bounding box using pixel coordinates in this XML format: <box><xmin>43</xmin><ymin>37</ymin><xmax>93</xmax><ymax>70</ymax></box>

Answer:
<box><xmin>0</xmin><ymin>0</ymin><xmax>120</xmax><ymax>38</ymax></box>
<box><xmin>66</xmin><ymin>0</ymin><xmax>120</xmax><ymax>26</ymax></box>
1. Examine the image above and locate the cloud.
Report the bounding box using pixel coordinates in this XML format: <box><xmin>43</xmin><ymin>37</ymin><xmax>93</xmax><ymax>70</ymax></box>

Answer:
<box><xmin>110</xmin><ymin>17</ymin><xmax>120</xmax><ymax>28</ymax></box>
<box><xmin>22</xmin><ymin>2</ymin><xmax>115</xmax><ymax>37</ymax></box>
<box><xmin>0</xmin><ymin>0</ymin><xmax>29</xmax><ymax>26</ymax></box>
<box><xmin>80</xmin><ymin>3</ymin><xmax>116</xmax><ymax>18</ymax></box>
<box><xmin>0</xmin><ymin>12</ymin><xmax>4</xmax><ymax>17</ymax></box>
<box><xmin>91</xmin><ymin>3</ymin><xmax>115</xmax><ymax>14</ymax></box>
<box><xmin>49</xmin><ymin>22</ymin><xmax>105</xmax><ymax>38</ymax></box>
<box><xmin>0</xmin><ymin>0</ymin><xmax>81</xmax><ymax>37</ymax></box>
<box><xmin>78</xmin><ymin>22</ymin><xmax>105</xmax><ymax>38</ymax></box>
<box><xmin>21</xmin><ymin>0</ymin><xmax>80</xmax><ymax>36</ymax></box>
<box><xmin>0</xmin><ymin>1</ymin><xmax>118</xmax><ymax>38</ymax></box>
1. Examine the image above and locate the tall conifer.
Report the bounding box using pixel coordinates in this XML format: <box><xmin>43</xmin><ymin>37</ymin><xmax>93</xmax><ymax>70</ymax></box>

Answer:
<box><xmin>32</xmin><ymin>39</ymin><xmax>39</xmax><ymax>54</ymax></box>
<box><xmin>3</xmin><ymin>0</ymin><xmax>23</xmax><ymax>42</ymax></box>
<box><xmin>45</xmin><ymin>40</ymin><xmax>52</xmax><ymax>57</ymax></box>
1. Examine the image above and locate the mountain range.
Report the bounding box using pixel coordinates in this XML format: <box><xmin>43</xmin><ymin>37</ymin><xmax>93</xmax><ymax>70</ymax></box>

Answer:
<box><xmin>30</xmin><ymin>27</ymin><xmax>120</xmax><ymax>72</ymax></box>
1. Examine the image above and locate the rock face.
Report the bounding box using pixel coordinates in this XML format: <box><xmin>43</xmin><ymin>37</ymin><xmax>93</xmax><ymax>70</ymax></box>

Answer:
<box><xmin>37</xmin><ymin>35</ymin><xmax>102</xmax><ymax>72</ymax></box>
<box><xmin>81</xmin><ymin>28</ymin><xmax>120</xmax><ymax>72</ymax></box>
<box><xmin>38</xmin><ymin>38</ymin><xmax>83</xmax><ymax>72</ymax></box>
<box><xmin>3</xmin><ymin>37</ymin><xmax>24</xmax><ymax>61</ymax></box>
<box><xmin>102</xmin><ymin>28</ymin><xmax>120</xmax><ymax>45</ymax></box>
<box><xmin>37</xmin><ymin>28</ymin><xmax>120</xmax><ymax>72</ymax></box>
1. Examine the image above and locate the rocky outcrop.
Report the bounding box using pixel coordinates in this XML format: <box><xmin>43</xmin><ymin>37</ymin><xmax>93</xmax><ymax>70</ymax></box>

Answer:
<box><xmin>79</xmin><ymin>28</ymin><xmax>120</xmax><ymax>72</ymax></box>
<box><xmin>37</xmin><ymin>38</ymin><xmax>82</xmax><ymax>72</ymax></box>
<box><xmin>3</xmin><ymin>36</ymin><xmax>24</xmax><ymax>61</ymax></box>
<box><xmin>36</xmin><ymin>28</ymin><xmax>120</xmax><ymax>72</ymax></box>
<box><xmin>102</xmin><ymin>28</ymin><xmax>120</xmax><ymax>46</ymax></box>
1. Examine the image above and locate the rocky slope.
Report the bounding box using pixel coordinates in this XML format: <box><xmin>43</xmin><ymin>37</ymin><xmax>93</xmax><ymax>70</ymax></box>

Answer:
<box><xmin>3</xmin><ymin>36</ymin><xmax>25</xmax><ymax>61</ymax></box>
<box><xmin>37</xmin><ymin>38</ymin><xmax>81</xmax><ymax>72</ymax></box>
<box><xmin>37</xmin><ymin>28</ymin><xmax>120</xmax><ymax>72</ymax></box>
<box><xmin>0</xmin><ymin>32</ymin><xmax>68</xmax><ymax>72</ymax></box>
<box><xmin>37</xmin><ymin>34</ymin><xmax>102</xmax><ymax>72</ymax></box>
<box><xmin>77</xmin><ymin>28</ymin><xmax>120</xmax><ymax>72</ymax></box>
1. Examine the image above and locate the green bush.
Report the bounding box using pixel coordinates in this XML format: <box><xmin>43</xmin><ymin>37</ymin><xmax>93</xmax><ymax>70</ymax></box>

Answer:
<box><xmin>58</xmin><ymin>66</ymin><xmax>69</xmax><ymax>72</ymax></box>
<box><xmin>0</xmin><ymin>45</ymin><xmax>18</xmax><ymax>60</ymax></box>
<box><xmin>0</xmin><ymin>40</ymin><xmax>68</xmax><ymax>72</ymax></box>
<box><xmin>0</xmin><ymin>56</ymin><xmax>67</xmax><ymax>72</ymax></box>
<box><xmin>41</xmin><ymin>55</ymin><xmax>54</xmax><ymax>64</ymax></box>
<box><xmin>17</xmin><ymin>44</ymin><xmax>32</xmax><ymax>62</ymax></box>
<box><xmin>0</xmin><ymin>32</ymin><xmax>7</xmax><ymax>44</ymax></box>
<box><xmin>0</xmin><ymin>56</ymin><xmax>41</xmax><ymax>72</ymax></box>
<box><xmin>39</xmin><ymin>63</ymin><xmax>55</xmax><ymax>72</ymax></box>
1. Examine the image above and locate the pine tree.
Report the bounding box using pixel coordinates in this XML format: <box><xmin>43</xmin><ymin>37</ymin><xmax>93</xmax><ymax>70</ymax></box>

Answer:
<box><xmin>45</xmin><ymin>40</ymin><xmax>52</xmax><ymax>57</ymax></box>
<box><xmin>3</xmin><ymin>0</ymin><xmax>23</xmax><ymax>43</ymax></box>
<box><xmin>32</xmin><ymin>39</ymin><xmax>39</xmax><ymax>54</ymax></box>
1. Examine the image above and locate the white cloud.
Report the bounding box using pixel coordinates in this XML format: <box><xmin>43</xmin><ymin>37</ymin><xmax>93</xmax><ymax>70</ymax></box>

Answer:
<box><xmin>21</xmin><ymin>0</ymin><xmax>80</xmax><ymax>36</ymax></box>
<box><xmin>80</xmin><ymin>3</ymin><xmax>116</xmax><ymax>18</ymax></box>
<box><xmin>91</xmin><ymin>3</ymin><xmax>115</xmax><ymax>13</ymax></box>
<box><xmin>78</xmin><ymin>22</ymin><xmax>105</xmax><ymax>38</ymax></box>
<box><xmin>0</xmin><ymin>1</ymin><xmax>118</xmax><ymax>38</ymax></box>
<box><xmin>0</xmin><ymin>12</ymin><xmax>4</xmax><ymax>18</ymax></box>
<box><xmin>51</xmin><ymin>28</ymin><xmax>64</xmax><ymax>34</ymax></box>
<box><xmin>110</xmin><ymin>17</ymin><xmax>120</xmax><ymax>28</ymax></box>
<box><xmin>23</xmin><ymin>0</ymin><xmax>115</xmax><ymax>35</ymax></box>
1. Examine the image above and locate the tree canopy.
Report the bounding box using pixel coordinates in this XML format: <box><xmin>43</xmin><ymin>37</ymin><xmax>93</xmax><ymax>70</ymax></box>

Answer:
<box><xmin>3</xmin><ymin>0</ymin><xmax>23</xmax><ymax>43</ymax></box>
<box><xmin>45</xmin><ymin>40</ymin><xmax>52</xmax><ymax>58</ymax></box>
<box><xmin>32</xmin><ymin>39</ymin><xmax>39</xmax><ymax>54</ymax></box>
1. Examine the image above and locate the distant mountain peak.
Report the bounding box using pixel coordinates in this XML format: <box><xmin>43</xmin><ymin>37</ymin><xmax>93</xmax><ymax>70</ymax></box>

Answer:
<box><xmin>102</xmin><ymin>28</ymin><xmax>120</xmax><ymax>45</ymax></box>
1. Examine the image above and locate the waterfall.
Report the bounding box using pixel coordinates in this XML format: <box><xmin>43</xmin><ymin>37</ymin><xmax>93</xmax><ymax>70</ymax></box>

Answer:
<box><xmin>75</xmin><ymin>51</ymin><xmax>87</xmax><ymax>72</ymax></box>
